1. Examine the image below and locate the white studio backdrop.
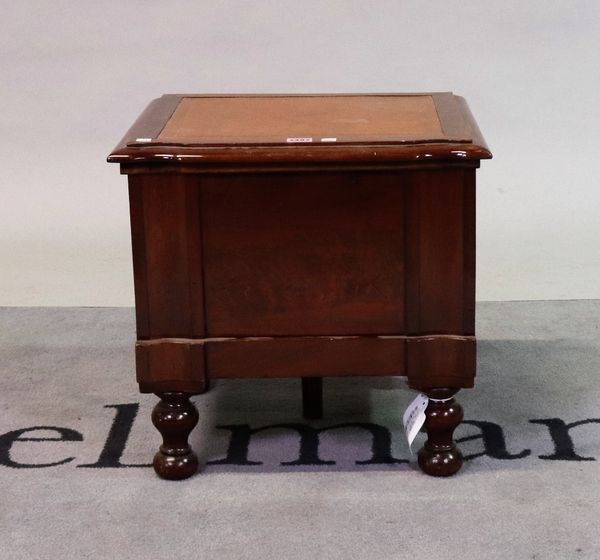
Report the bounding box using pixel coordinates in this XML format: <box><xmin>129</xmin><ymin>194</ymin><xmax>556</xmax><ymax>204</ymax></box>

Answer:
<box><xmin>1</xmin><ymin>0</ymin><xmax>599</xmax><ymax>306</ymax></box>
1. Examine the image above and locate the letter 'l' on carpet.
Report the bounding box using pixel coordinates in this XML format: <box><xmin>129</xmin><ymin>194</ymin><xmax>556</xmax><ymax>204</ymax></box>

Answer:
<box><xmin>1</xmin><ymin>301</ymin><xmax>599</xmax><ymax>559</ymax></box>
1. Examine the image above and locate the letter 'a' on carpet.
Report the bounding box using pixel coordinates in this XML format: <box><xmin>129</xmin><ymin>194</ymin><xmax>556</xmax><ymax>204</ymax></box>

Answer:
<box><xmin>1</xmin><ymin>301</ymin><xmax>599</xmax><ymax>559</ymax></box>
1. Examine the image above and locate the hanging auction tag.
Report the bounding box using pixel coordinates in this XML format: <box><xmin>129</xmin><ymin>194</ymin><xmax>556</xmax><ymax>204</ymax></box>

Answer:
<box><xmin>402</xmin><ymin>393</ymin><xmax>429</xmax><ymax>453</ymax></box>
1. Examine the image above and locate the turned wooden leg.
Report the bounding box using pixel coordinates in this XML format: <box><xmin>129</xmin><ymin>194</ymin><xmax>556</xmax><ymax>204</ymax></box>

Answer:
<box><xmin>418</xmin><ymin>388</ymin><xmax>464</xmax><ymax>477</ymax></box>
<box><xmin>302</xmin><ymin>377</ymin><xmax>323</xmax><ymax>419</ymax></box>
<box><xmin>151</xmin><ymin>392</ymin><xmax>199</xmax><ymax>480</ymax></box>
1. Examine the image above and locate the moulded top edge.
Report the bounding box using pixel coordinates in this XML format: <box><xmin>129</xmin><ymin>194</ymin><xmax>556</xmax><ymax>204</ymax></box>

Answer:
<box><xmin>108</xmin><ymin>93</ymin><xmax>492</xmax><ymax>164</ymax></box>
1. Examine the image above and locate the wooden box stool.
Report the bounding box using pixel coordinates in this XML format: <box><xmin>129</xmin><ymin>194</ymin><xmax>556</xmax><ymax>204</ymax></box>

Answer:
<box><xmin>108</xmin><ymin>93</ymin><xmax>492</xmax><ymax>479</ymax></box>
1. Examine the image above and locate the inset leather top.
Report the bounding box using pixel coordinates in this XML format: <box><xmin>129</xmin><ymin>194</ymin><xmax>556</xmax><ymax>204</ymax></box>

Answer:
<box><xmin>108</xmin><ymin>93</ymin><xmax>492</xmax><ymax>165</ymax></box>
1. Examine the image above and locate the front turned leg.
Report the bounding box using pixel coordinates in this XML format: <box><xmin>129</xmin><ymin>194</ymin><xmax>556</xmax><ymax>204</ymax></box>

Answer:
<box><xmin>418</xmin><ymin>388</ymin><xmax>464</xmax><ymax>477</ymax></box>
<box><xmin>152</xmin><ymin>392</ymin><xmax>199</xmax><ymax>480</ymax></box>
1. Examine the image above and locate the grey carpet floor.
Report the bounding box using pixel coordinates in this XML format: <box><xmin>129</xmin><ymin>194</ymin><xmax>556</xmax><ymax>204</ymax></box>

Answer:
<box><xmin>1</xmin><ymin>301</ymin><xmax>599</xmax><ymax>559</ymax></box>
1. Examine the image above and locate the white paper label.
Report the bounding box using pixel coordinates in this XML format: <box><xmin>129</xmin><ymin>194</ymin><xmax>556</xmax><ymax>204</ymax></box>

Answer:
<box><xmin>286</xmin><ymin>137</ymin><xmax>313</xmax><ymax>143</ymax></box>
<box><xmin>135</xmin><ymin>137</ymin><xmax>153</xmax><ymax>142</ymax></box>
<box><xmin>402</xmin><ymin>393</ymin><xmax>429</xmax><ymax>453</ymax></box>
<box><xmin>320</xmin><ymin>137</ymin><xmax>337</xmax><ymax>142</ymax></box>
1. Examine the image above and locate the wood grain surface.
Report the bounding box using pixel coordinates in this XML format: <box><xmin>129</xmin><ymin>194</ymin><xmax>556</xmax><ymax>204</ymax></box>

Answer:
<box><xmin>111</xmin><ymin>92</ymin><xmax>492</xmax><ymax>478</ymax></box>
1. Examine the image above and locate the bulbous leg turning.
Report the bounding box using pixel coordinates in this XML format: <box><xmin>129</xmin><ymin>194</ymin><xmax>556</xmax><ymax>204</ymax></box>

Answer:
<box><xmin>151</xmin><ymin>392</ymin><xmax>199</xmax><ymax>480</ymax></box>
<box><xmin>417</xmin><ymin>388</ymin><xmax>464</xmax><ymax>477</ymax></box>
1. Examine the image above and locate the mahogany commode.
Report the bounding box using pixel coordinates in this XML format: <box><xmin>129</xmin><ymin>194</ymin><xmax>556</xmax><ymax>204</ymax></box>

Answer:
<box><xmin>108</xmin><ymin>93</ymin><xmax>492</xmax><ymax>479</ymax></box>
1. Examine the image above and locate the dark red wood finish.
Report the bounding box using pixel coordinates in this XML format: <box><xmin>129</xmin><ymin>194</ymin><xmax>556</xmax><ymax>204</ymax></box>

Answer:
<box><xmin>418</xmin><ymin>388</ymin><xmax>464</xmax><ymax>476</ymax></box>
<box><xmin>152</xmin><ymin>392</ymin><xmax>199</xmax><ymax>480</ymax></box>
<box><xmin>110</xmin><ymin>93</ymin><xmax>491</xmax><ymax>479</ymax></box>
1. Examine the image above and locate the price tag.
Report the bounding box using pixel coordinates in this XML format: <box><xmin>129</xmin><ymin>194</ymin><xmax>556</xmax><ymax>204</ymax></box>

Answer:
<box><xmin>402</xmin><ymin>393</ymin><xmax>429</xmax><ymax>453</ymax></box>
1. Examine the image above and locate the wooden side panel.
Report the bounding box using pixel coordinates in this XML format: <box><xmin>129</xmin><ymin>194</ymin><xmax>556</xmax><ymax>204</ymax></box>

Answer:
<box><xmin>405</xmin><ymin>169</ymin><xmax>471</xmax><ymax>335</ymax></box>
<box><xmin>128</xmin><ymin>166</ymin><xmax>476</xmax><ymax>392</ymax></box>
<box><xmin>201</xmin><ymin>172</ymin><xmax>406</xmax><ymax>336</ymax></box>
<box><xmin>128</xmin><ymin>174</ymin><xmax>205</xmax><ymax>340</ymax></box>
<box><xmin>128</xmin><ymin>182</ymin><xmax>150</xmax><ymax>337</ymax></box>
<box><xmin>463</xmin><ymin>169</ymin><xmax>476</xmax><ymax>335</ymax></box>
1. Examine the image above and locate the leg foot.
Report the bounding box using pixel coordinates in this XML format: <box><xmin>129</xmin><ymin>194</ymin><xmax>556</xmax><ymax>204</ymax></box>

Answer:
<box><xmin>417</xmin><ymin>388</ymin><xmax>464</xmax><ymax>477</ymax></box>
<box><xmin>151</xmin><ymin>392</ymin><xmax>199</xmax><ymax>480</ymax></box>
<box><xmin>302</xmin><ymin>377</ymin><xmax>323</xmax><ymax>419</ymax></box>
